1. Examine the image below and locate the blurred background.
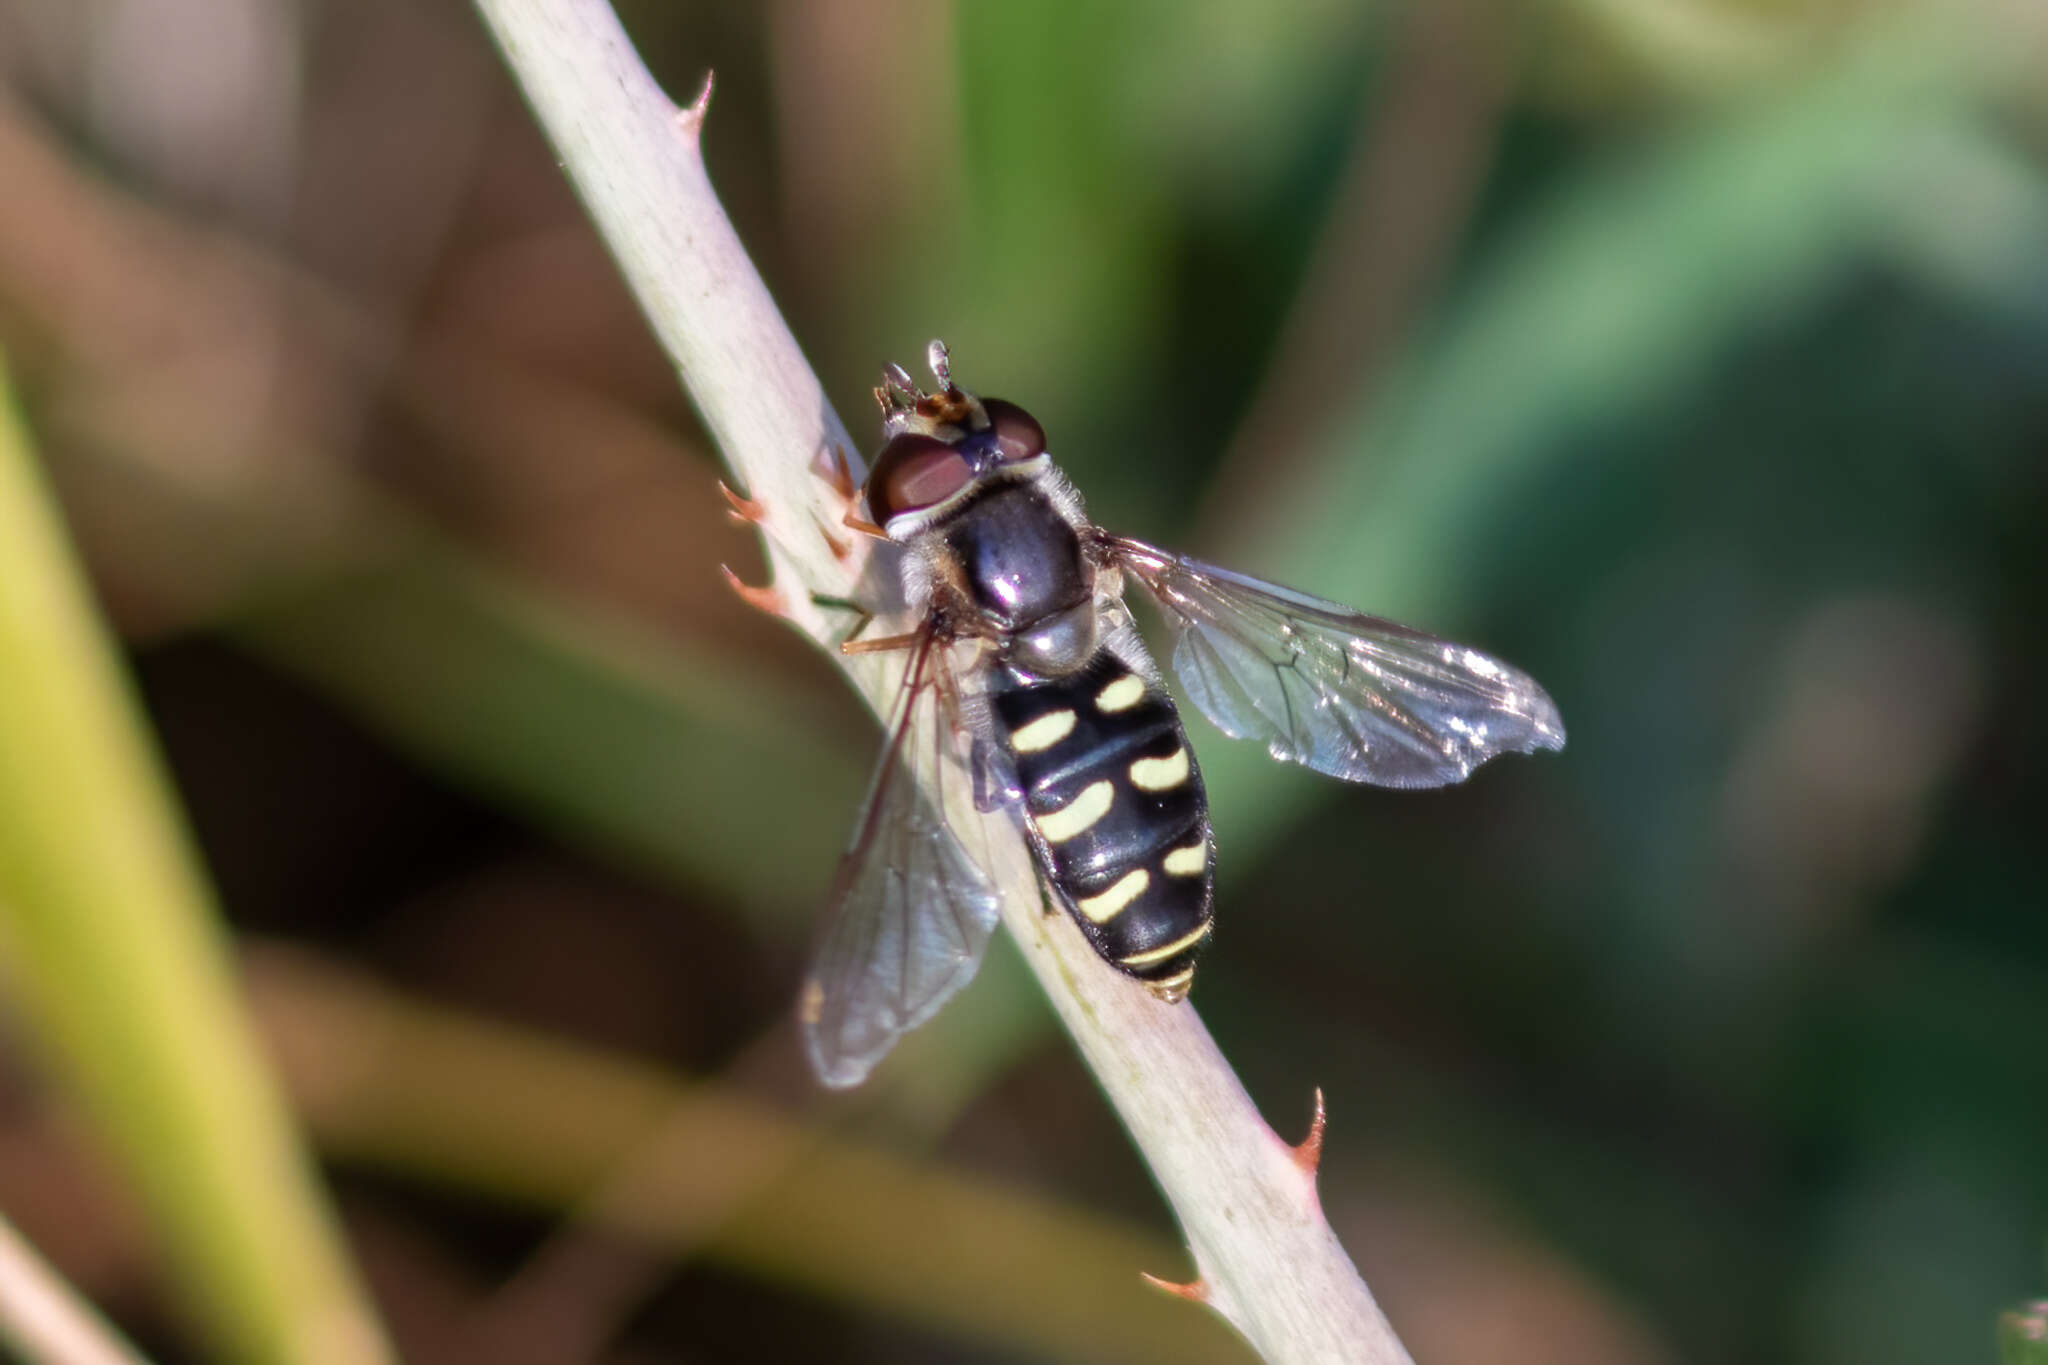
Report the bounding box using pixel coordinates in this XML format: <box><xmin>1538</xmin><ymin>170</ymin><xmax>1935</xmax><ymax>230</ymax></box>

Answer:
<box><xmin>0</xmin><ymin>1</ymin><xmax>2045</xmax><ymax>1362</ymax></box>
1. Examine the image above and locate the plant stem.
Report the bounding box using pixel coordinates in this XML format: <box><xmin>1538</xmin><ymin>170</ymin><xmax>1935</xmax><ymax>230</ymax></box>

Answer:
<box><xmin>250</xmin><ymin>945</ymin><xmax>1256</xmax><ymax>1365</ymax></box>
<box><xmin>470</xmin><ymin>2</ymin><xmax>1416</xmax><ymax>1359</ymax></box>
<box><xmin>0</xmin><ymin>1210</ymin><xmax>153</xmax><ymax>1365</ymax></box>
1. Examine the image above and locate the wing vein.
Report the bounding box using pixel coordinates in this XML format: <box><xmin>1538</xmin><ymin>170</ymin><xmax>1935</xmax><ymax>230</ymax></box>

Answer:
<box><xmin>1109</xmin><ymin>534</ymin><xmax>1565</xmax><ymax>789</ymax></box>
<box><xmin>801</xmin><ymin>629</ymin><xmax>1014</xmax><ymax>1087</ymax></box>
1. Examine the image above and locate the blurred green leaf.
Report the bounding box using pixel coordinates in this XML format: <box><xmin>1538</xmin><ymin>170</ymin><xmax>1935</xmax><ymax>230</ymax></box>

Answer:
<box><xmin>2004</xmin><ymin>1300</ymin><xmax>2048</xmax><ymax>1365</ymax></box>
<box><xmin>1203</xmin><ymin>38</ymin><xmax>2048</xmax><ymax>855</ymax></box>
<box><xmin>225</xmin><ymin>531</ymin><xmax>1067</xmax><ymax>1105</ymax></box>
<box><xmin>238</xmin><ymin>551</ymin><xmax>862</xmax><ymax>930</ymax></box>
<box><xmin>0</xmin><ymin>358</ymin><xmax>389</xmax><ymax>1365</ymax></box>
<box><xmin>1527</xmin><ymin>0</ymin><xmax>1843</xmax><ymax>105</ymax></box>
<box><xmin>254</xmin><ymin>947</ymin><xmax>1255</xmax><ymax>1365</ymax></box>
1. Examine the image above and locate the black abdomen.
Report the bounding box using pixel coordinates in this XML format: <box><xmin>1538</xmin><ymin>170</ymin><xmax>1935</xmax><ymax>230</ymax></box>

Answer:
<box><xmin>990</xmin><ymin>652</ymin><xmax>1213</xmax><ymax>995</ymax></box>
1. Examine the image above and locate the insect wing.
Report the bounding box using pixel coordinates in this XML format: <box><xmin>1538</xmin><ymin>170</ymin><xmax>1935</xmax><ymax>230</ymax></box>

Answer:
<box><xmin>1110</xmin><ymin>536</ymin><xmax>1565</xmax><ymax>788</ymax></box>
<box><xmin>801</xmin><ymin>633</ymin><xmax>1008</xmax><ymax>1088</ymax></box>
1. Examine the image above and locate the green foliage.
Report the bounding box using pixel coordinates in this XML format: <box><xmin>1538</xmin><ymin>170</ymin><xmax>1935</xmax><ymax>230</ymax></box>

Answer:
<box><xmin>0</xmin><ymin>360</ymin><xmax>387</xmax><ymax>1365</ymax></box>
<box><xmin>2005</xmin><ymin>1300</ymin><xmax>2048</xmax><ymax>1365</ymax></box>
<box><xmin>4</xmin><ymin>0</ymin><xmax>2047</xmax><ymax>1360</ymax></box>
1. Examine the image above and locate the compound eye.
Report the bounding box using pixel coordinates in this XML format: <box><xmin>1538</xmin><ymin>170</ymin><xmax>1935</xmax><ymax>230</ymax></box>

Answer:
<box><xmin>866</xmin><ymin>434</ymin><xmax>972</xmax><ymax>524</ymax></box>
<box><xmin>981</xmin><ymin>399</ymin><xmax>1046</xmax><ymax>462</ymax></box>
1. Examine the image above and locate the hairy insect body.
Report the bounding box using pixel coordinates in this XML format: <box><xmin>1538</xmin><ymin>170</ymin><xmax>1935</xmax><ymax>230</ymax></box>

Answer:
<box><xmin>924</xmin><ymin>478</ymin><xmax>1214</xmax><ymax>994</ymax></box>
<box><xmin>799</xmin><ymin>340</ymin><xmax>1565</xmax><ymax>1088</ymax></box>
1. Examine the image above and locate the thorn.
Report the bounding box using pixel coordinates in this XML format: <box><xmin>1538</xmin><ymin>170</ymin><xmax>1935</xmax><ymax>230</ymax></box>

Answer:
<box><xmin>1291</xmin><ymin>1088</ymin><xmax>1327</xmax><ymax>1178</ymax></box>
<box><xmin>813</xmin><ymin>516</ymin><xmax>852</xmax><ymax>561</ymax></box>
<box><xmin>811</xmin><ymin>442</ymin><xmax>859</xmax><ymax>501</ymax></box>
<box><xmin>843</xmin><ymin>508</ymin><xmax>888</xmax><ymax>540</ymax></box>
<box><xmin>719</xmin><ymin>564</ymin><xmax>785</xmax><ymax>618</ymax></box>
<box><xmin>677</xmin><ymin>70</ymin><xmax>715</xmax><ymax>136</ymax></box>
<box><xmin>718</xmin><ymin>480</ymin><xmax>767</xmax><ymax>524</ymax></box>
<box><xmin>1139</xmin><ymin>1272</ymin><xmax>1209</xmax><ymax>1304</ymax></box>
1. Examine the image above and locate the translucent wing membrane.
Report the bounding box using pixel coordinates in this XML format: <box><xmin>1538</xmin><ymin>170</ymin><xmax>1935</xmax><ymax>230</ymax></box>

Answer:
<box><xmin>1111</xmin><ymin>537</ymin><xmax>1566</xmax><ymax>789</ymax></box>
<box><xmin>801</xmin><ymin>630</ymin><xmax>1008</xmax><ymax>1088</ymax></box>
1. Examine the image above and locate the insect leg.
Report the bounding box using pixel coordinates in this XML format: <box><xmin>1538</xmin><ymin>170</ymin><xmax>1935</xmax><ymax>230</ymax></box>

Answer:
<box><xmin>842</xmin><ymin>631</ymin><xmax>923</xmax><ymax>657</ymax></box>
<box><xmin>843</xmin><ymin>509</ymin><xmax>889</xmax><ymax>540</ymax></box>
<box><xmin>809</xmin><ymin>592</ymin><xmax>876</xmax><ymax>651</ymax></box>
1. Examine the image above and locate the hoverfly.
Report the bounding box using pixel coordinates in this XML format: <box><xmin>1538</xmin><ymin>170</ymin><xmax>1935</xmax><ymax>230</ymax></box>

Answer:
<box><xmin>801</xmin><ymin>342</ymin><xmax>1564</xmax><ymax>1087</ymax></box>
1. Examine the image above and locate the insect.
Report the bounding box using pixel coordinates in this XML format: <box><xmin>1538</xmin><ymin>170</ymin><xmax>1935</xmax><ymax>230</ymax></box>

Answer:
<box><xmin>800</xmin><ymin>341</ymin><xmax>1565</xmax><ymax>1087</ymax></box>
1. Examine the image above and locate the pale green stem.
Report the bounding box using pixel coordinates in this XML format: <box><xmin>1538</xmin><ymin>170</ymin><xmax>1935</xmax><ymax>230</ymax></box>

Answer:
<box><xmin>469</xmin><ymin>2</ymin><xmax>1415</xmax><ymax>1360</ymax></box>
<box><xmin>0</xmin><ymin>1210</ymin><xmax>153</xmax><ymax>1365</ymax></box>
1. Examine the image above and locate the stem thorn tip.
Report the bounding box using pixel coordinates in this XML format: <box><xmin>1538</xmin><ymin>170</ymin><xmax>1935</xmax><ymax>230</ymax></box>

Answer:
<box><xmin>719</xmin><ymin>564</ymin><xmax>785</xmax><ymax>618</ymax></box>
<box><xmin>813</xmin><ymin>441</ymin><xmax>860</xmax><ymax>501</ymax></box>
<box><xmin>718</xmin><ymin>480</ymin><xmax>767</xmax><ymax>524</ymax></box>
<box><xmin>1291</xmin><ymin>1087</ymin><xmax>1327</xmax><ymax>1178</ymax></box>
<box><xmin>1139</xmin><ymin>1271</ymin><xmax>1210</xmax><ymax>1304</ymax></box>
<box><xmin>678</xmin><ymin>70</ymin><xmax>715</xmax><ymax>135</ymax></box>
<box><xmin>814</xmin><ymin>516</ymin><xmax>852</xmax><ymax>561</ymax></box>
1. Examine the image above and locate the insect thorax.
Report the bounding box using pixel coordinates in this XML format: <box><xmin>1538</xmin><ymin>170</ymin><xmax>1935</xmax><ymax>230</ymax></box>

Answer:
<box><xmin>917</xmin><ymin>479</ymin><xmax>1100</xmax><ymax>678</ymax></box>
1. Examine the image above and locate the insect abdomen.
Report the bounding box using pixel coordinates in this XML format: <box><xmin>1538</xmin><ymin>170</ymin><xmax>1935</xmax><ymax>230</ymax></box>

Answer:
<box><xmin>992</xmin><ymin>652</ymin><xmax>1214</xmax><ymax>996</ymax></box>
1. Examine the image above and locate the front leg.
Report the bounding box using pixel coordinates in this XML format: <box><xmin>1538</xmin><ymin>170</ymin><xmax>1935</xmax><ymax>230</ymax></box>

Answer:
<box><xmin>810</xmin><ymin>592</ymin><xmax>883</xmax><ymax>653</ymax></box>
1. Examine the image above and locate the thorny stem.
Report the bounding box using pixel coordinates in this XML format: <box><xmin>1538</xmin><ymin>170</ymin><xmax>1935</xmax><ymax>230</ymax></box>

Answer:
<box><xmin>0</xmin><ymin>1212</ymin><xmax>153</xmax><ymax>1365</ymax></box>
<box><xmin>471</xmin><ymin>2</ymin><xmax>1416</xmax><ymax>1361</ymax></box>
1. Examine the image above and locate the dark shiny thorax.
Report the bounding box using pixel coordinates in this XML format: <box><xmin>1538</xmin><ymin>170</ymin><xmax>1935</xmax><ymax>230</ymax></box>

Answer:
<box><xmin>939</xmin><ymin>482</ymin><xmax>1088</xmax><ymax>638</ymax></box>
